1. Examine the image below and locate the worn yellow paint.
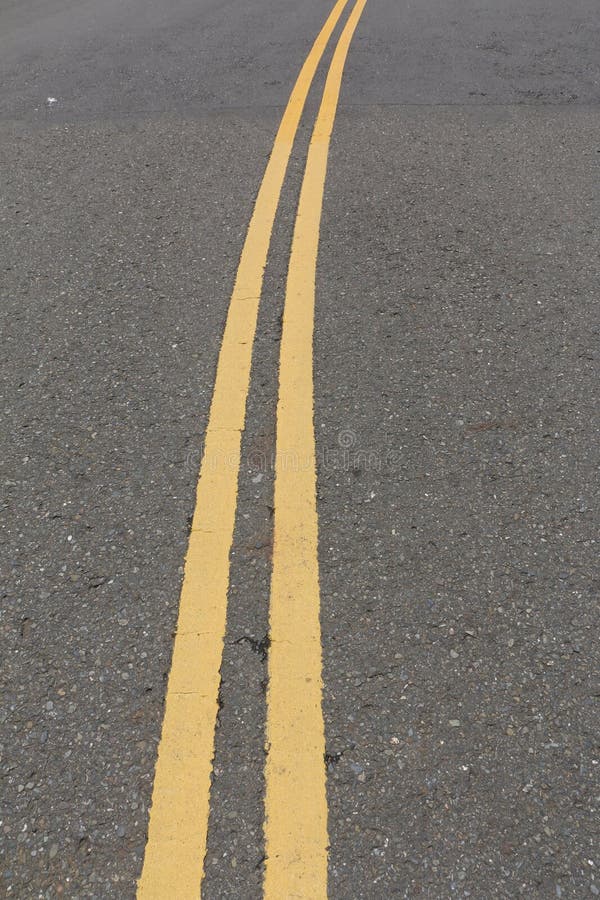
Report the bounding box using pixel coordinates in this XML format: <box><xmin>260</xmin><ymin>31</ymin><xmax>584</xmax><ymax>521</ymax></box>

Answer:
<box><xmin>264</xmin><ymin>0</ymin><xmax>368</xmax><ymax>896</ymax></box>
<box><xmin>137</xmin><ymin>1</ymin><xmax>352</xmax><ymax>896</ymax></box>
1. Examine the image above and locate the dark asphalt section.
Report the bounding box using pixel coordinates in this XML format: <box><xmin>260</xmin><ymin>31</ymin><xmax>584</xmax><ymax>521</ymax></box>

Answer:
<box><xmin>348</xmin><ymin>0</ymin><xmax>600</xmax><ymax>106</ymax></box>
<box><xmin>0</xmin><ymin>0</ymin><xmax>329</xmax><ymax>122</ymax></box>
<box><xmin>2</xmin><ymin>0</ymin><xmax>600</xmax><ymax>896</ymax></box>
<box><xmin>317</xmin><ymin>105</ymin><xmax>600</xmax><ymax>897</ymax></box>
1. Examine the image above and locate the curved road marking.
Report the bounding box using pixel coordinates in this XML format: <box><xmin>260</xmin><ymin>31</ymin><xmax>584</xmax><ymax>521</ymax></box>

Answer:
<box><xmin>137</xmin><ymin>1</ymin><xmax>352</xmax><ymax>895</ymax></box>
<box><xmin>264</xmin><ymin>0</ymin><xmax>368</xmax><ymax>896</ymax></box>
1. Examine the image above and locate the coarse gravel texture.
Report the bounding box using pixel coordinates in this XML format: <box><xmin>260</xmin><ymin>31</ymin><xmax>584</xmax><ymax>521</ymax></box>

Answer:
<box><xmin>0</xmin><ymin>116</ymin><xmax>272</xmax><ymax>896</ymax></box>
<box><xmin>317</xmin><ymin>105</ymin><xmax>600</xmax><ymax>898</ymax></box>
<box><xmin>2</xmin><ymin>0</ymin><xmax>600</xmax><ymax>895</ymax></box>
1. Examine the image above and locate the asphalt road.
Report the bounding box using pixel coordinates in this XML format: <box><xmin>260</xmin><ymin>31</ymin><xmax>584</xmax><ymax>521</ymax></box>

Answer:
<box><xmin>1</xmin><ymin>0</ymin><xmax>599</xmax><ymax>897</ymax></box>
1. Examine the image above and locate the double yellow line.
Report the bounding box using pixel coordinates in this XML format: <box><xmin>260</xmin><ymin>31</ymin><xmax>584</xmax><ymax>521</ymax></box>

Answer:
<box><xmin>138</xmin><ymin>0</ymin><xmax>367</xmax><ymax>896</ymax></box>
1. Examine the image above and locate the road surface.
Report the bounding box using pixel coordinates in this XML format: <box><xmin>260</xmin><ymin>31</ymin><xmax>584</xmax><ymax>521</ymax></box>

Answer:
<box><xmin>1</xmin><ymin>0</ymin><xmax>599</xmax><ymax>896</ymax></box>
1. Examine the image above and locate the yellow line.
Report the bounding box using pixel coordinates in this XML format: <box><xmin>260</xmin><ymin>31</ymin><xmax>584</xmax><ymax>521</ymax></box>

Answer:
<box><xmin>137</xmin><ymin>2</ymin><xmax>352</xmax><ymax>896</ymax></box>
<box><xmin>264</xmin><ymin>0</ymin><xmax>367</xmax><ymax>896</ymax></box>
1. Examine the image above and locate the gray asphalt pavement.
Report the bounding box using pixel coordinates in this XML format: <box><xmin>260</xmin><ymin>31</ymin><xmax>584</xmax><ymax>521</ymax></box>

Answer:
<box><xmin>1</xmin><ymin>0</ymin><xmax>599</xmax><ymax>897</ymax></box>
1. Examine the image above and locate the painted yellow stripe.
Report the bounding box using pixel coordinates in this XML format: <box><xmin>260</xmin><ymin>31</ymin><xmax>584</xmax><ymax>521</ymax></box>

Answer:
<box><xmin>137</xmin><ymin>2</ymin><xmax>352</xmax><ymax>896</ymax></box>
<box><xmin>264</xmin><ymin>0</ymin><xmax>368</xmax><ymax>896</ymax></box>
